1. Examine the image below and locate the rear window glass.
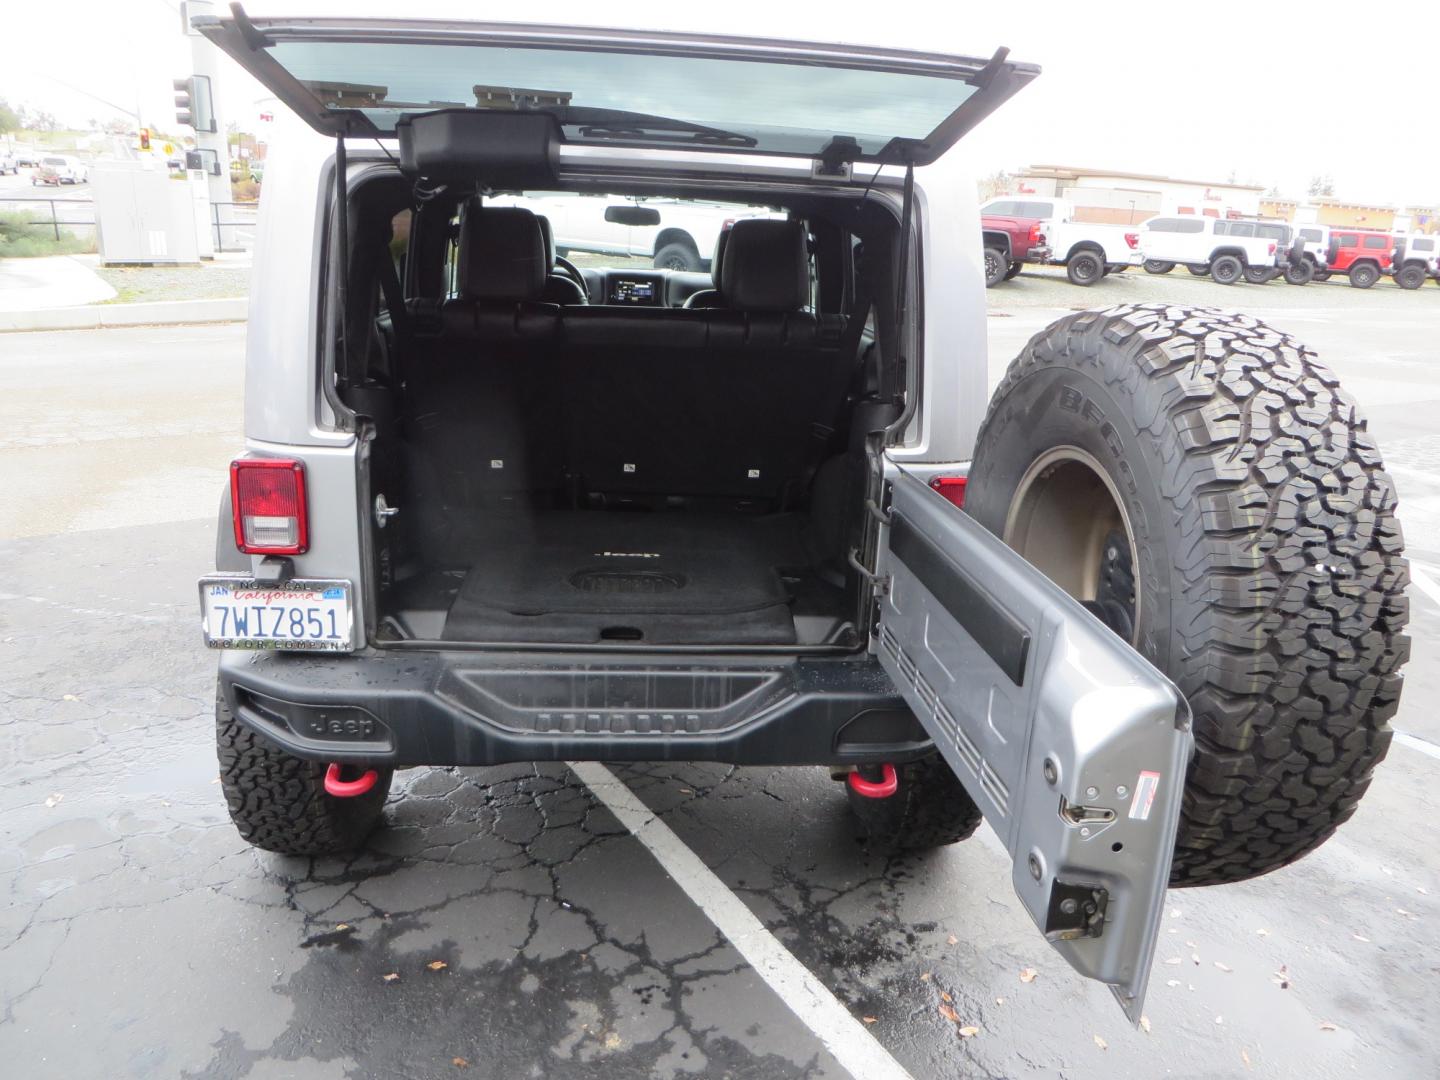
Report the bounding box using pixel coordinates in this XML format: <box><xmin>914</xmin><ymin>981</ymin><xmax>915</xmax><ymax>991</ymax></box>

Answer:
<box><xmin>1414</xmin><ymin>238</ymin><xmax>1436</xmax><ymax>252</ymax></box>
<box><xmin>264</xmin><ymin>39</ymin><xmax>985</xmax><ymax>159</ymax></box>
<box><xmin>985</xmin><ymin>201</ymin><xmax>1019</xmax><ymax>215</ymax></box>
<box><xmin>1015</xmin><ymin>201</ymin><xmax>1053</xmax><ymax>217</ymax></box>
<box><xmin>1299</xmin><ymin>228</ymin><xmax>1322</xmax><ymax>242</ymax></box>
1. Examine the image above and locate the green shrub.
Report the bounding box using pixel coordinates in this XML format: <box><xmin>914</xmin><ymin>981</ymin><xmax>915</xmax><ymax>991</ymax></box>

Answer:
<box><xmin>0</xmin><ymin>211</ymin><xmax>94</xmax><ymax>258</ymax></box>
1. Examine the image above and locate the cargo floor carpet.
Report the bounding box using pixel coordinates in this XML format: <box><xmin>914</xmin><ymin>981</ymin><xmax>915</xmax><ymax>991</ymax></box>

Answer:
<box><xmin>441</xmin><ymin>512</ymin><xmax>808</xmax><ymax>644</ymax></box>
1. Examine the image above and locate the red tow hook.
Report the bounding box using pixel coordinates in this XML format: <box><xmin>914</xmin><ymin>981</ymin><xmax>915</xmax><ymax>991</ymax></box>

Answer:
<box><xmin>847</xmin><ymin>763</ymin><xmax>899</xmax><ymax>799</ymax></box>
<box><xmin>324</xmin><ymin>762</ymin><xmax>379</xmax><ymax>798</ymax></box>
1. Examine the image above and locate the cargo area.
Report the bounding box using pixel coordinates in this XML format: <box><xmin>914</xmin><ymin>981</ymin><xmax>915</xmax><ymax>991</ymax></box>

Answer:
<box><xmin>346</xmin><ymin>178</ymin><xmax>905</xmax><ymax>650</ymax></box>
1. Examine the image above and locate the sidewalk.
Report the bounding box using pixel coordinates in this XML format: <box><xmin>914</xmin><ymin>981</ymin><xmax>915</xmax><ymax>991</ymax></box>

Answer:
<box><xmin>0</xmin><ymin>254</ymin><xmax>116</xmax><ymax>311</ymax></box>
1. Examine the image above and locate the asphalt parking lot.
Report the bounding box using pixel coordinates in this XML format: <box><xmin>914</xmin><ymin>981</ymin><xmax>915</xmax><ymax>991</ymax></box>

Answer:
<box><xmin>2</xmin><ymin>272</ymin><xmax>1438</xmax><ymax>1079</ymax></box>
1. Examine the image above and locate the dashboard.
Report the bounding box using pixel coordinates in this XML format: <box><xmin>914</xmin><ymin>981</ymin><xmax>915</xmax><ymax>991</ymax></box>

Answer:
<box><xmin>578</xmin><ymin>268</ymin><xmax>713</xmax><ymax>308</ymax></box>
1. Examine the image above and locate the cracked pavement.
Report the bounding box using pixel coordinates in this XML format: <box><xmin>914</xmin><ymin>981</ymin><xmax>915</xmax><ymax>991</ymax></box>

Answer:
<box><xmin>3</xmin><ymin>301</ymin><xmax>1439</xmax><ymax>1079</ymax></box>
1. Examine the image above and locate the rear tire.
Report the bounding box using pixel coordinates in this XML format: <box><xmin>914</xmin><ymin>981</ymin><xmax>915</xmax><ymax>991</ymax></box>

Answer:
<box><xmin>1284</xmin><ymin>259</ymin><xmax>1315</xmax><ymax>285</ymax></box>
<box><xmin>216</xmin><ymin>687</ymin><xmax>393</xmax><ymax>855</ymax></box>
<box><xmin>983</xmin><ymin>247</ymin><xmax>1007</xmax><ymax>287</ymax></box>
<box><xmin>1395</xmin><ymin>264</ymin><xmax>1425</xmax><ymax>290</ymax></box>
<box><xmin>1313</xmin><ymin>269</ymin><xmax>1332</xmax><ymax>281</ymax></box>
<box><xmin>1349</xmin><ymin>262</ymin><xmax>1379</xmax><ymax>289</ymax></box>
<box><xmin>654</xmin><ymin>240</ymin><xmax>702</xmax><ymax>272</ymax></box>
<box><xmin>1003</xmin><ymin>261</ymin><xmax>1023</xmax><ymax>281</ymax></box>
<box><xmin>1185</xmin><ymin>263</ymin><xmax>1210</xmax><ymax>276</ymax></box>
<box><xmin>1243</xmin><ymin>266</ymin><xmax>1280</xmax><ymax>284</ymax></box>
<box><xmin>1066</xmin><ymin>249</ymin><xmax>1105</xmax><ymax>286</ymax></box>
<box><xmin>1144</xmin><ymin>260</ymin><xmax>1175</xmax><ymax>274</ymax></box>
<box><xmin>1210</xmin><ymin>254</ymin><xmax>1244</xmax><ymax>284</ymax></box>
<box><xmin>846</xmin><ymin>756</ymin><xmax>984</xmax><ymax>851</ymax></box>
<box><xmin>966</xmin><ymin>305</ymin><xmax>1408</xmax><ymax>887</ymax></box>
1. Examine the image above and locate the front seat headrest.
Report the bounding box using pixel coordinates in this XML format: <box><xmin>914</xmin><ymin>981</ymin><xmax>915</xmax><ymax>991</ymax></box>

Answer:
<box><xmin>682</xmin><ymin>228</ymin><xmax>731</xmax><ymax>309</ymax></box>
<box><xmin>535</xmin><ymin>214</ymin><xmax>557</xmax><ymax>270</ymax></box>
<box><xmin>457</xmin><ymin>203</ymin><xmax>547</xmax><ymax>301</ymax></box>
<box><xmin>718</xmin><ymin>218</ymin><xmax>808</xmax><ymax>313</ymax></box>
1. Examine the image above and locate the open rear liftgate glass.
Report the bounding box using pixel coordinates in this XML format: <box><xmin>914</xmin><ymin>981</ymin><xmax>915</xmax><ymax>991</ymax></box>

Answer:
<box><xmin>875</xmin><ymin>472</ymin><xmax>1193</xmax><ymax>1021</ymax></box>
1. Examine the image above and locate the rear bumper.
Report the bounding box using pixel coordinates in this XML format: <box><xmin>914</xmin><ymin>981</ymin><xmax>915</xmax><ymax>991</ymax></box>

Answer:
<box><xmin>217</xmin><ymin>648</ymin><xmax>933</xmax><ymax>768</ymax></box>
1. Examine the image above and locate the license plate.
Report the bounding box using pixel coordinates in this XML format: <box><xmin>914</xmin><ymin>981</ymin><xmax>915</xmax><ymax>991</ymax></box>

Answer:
<box><xmin>199</xmin><ymin>576</ymin><xmax>353</xmax><ymax>651</ymax></box>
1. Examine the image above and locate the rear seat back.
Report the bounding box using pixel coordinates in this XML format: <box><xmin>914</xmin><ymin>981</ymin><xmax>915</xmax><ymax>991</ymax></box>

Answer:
<box><xmin>565</xmin><ymin>218</ymin><xmax>850</xmax><ymax>504</ymax></box>
<box><xmin>405</xmin><ymin>204</ymin><xmax>562</xmax><ymax>514</ymax></box>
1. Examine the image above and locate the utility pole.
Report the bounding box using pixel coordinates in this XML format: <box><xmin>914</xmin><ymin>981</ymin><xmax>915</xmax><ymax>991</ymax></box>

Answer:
<box><xmin>178</xmin><ymin>1</ymin><xmax>232</xmax><ymax>237</ymax></box>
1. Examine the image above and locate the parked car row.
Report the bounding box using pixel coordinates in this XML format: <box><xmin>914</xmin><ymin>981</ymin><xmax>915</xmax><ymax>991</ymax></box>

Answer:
<box><xmin>1145</xmin><ymin>221</ymin><xmax>1438</xmax><ymax>289</ymax></box>
<box><xmin>982</xmin><ymin>196</ymin><xmax>1439</xmax><ymax>291</ymax></box>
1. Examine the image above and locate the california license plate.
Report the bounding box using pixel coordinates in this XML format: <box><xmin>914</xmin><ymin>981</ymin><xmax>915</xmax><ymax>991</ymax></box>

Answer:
<box><xmin>199</xmin><ymin>576</ymin><xmax>353</xmax><ymax>651</ymax></box>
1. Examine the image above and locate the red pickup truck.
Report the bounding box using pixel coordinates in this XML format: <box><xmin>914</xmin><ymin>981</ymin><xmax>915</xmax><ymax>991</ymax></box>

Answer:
<box><xmin>981</xmin><ymin>210</ymin><xmax>1050</xmax><ymax>287</ymax></box>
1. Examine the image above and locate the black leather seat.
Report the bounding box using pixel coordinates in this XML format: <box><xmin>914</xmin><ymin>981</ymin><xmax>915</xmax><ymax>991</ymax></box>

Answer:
<box><xmin>407</xmin><ymin>204</ymin><xmax>563</xmax><ymax>526</ymax></box>
<box><xmin>681</xmin><ymin>228</ymin><xmax>730</xmax><ymax>309</ymax></box>
<box><xmin>564</xmin><ymin>218</ymin><xmax>848</xmax><ymax>504</ymax></box>
<box><xmin>535</xmin><ymin>215</ymin><xmax>589</xmax><ymax>305</ymax></box>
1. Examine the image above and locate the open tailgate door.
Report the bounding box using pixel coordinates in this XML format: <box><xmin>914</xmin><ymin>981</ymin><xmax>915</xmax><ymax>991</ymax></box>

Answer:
<box><xmin>194</xmin><ymin>6</ymin><xmax>1036</xmax><ymax>165</ymax></box>
<box><xmin>875</xmin><ymin>470</ymin><xmax>1193</xmax><ymax>1022</ymax></box>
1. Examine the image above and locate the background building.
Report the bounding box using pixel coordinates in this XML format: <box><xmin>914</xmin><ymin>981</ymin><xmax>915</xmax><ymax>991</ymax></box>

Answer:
<box><xmin>1012</xmin><ymin>165</ymin><xmax>1264</xmax><ymax>223</ymax></box>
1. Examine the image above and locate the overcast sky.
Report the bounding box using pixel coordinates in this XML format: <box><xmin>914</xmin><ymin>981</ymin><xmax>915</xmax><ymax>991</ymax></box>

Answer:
<box><xmin>4</xmin><ymin>0</ymin><xmax>1436</xmax><ymax>206</ymax></box>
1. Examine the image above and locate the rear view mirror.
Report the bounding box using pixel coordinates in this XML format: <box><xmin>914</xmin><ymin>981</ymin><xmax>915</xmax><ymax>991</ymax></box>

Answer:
<box><xmin>605</xmin><ymin>205</ymin><xmax>661</xmax><ymax>226</ymax></box>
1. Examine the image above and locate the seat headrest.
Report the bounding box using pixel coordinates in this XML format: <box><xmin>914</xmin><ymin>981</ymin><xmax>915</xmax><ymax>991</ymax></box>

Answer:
<box><xmin>457</xmin><ymin>204</ymin><xmax>547</xmax><ymax>301</ymax></box>
<box><xmin>535</xmin><ymin>214</ymin><xmax>557</xmax><ymax>270</ymax></box>
<box><xmin>718</xmin><ymin>219</ymin><xmax>808</xmax><ymax>312</ymax></box>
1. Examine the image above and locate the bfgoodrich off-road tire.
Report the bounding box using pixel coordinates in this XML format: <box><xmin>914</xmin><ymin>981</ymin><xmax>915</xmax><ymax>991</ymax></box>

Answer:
<box><xmin>847</xmin><ymin>755</ymin><xmax>984</xmax><ymax>851</ymax></box>
<box><xmin>966</xmin><ymin>305</ymin><xmax>1409</xmax><ymax>887</ymax></box>
<box><xmin>216</xmin><ymin>688</ymin><xmax>393</xmax><ymax>855</ymax></box>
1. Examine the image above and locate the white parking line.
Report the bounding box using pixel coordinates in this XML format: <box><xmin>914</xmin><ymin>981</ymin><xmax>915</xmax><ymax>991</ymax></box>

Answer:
<box><xmin>1410</xmin><ymin>563</ymin><xmax>1440</xmax><ymax>612</ymax></box>
<box><xmin>1395</xmin><ymin>732</ymin><xmax>1440</xmax><ymax>763</ymax></box>
<box><xmin>569</xmin><ymin>761</ymin><xmax>915</xmax><ymax>1080</ymax></box>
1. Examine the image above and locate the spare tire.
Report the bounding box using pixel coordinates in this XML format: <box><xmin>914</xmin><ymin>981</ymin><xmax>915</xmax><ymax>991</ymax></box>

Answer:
<box><xmin>966</xmin><ymin>305</ymin><xmax>1408</xmax><ymax>887</ymax></box>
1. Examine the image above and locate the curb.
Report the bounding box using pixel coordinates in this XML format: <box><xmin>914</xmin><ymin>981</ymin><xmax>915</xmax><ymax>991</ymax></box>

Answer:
<box><xmin>0</xmin><ymin>297</ymin><xmax>248</xmax><ymax>333</ymax></box>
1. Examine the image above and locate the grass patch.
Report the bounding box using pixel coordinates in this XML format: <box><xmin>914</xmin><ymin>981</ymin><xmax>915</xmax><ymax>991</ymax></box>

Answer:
<box><xmin>0</xmin><ymin>211</ymin><xmax>93</xmax><ymax>258</ymax></box>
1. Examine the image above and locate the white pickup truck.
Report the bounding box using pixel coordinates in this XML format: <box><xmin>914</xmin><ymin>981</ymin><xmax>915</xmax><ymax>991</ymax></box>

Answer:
<box><xmin>495</xmin><ymin>192</ymin><xmax>779</xmax><ymax>271</ymax></box>
<box><xmin>1136</xmin><ymin>215</ymin><xmax>1286</xmax><ymax>285</ymax></box>
<box><xmin>980</xmin><ymin>195</ymin><xmax>1142</xmax><ymax>285</ymax></box>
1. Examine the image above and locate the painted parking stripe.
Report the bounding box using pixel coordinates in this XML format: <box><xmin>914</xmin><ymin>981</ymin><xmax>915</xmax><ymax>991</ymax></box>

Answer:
<box><xmin>1410</xmin><ymin>563</ymin><xmax>1440</xmax><ymax>612</ymax></box>
<box><xmin>1395</xmin><ymin>732</ymin><xmax>1440</xmax><ymax>763</ymax></box>
<box><xmin>569</xmin><ymin>761</ymin><xmax>915</xmax><ymax>1080</ymax></box>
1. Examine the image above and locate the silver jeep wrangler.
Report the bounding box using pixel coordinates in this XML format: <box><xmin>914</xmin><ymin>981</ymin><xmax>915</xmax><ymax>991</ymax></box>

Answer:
<box><xmin>196</xmin><ymin>9</ymin><xmax>1408</xmax><ymax>1021</ymax></box>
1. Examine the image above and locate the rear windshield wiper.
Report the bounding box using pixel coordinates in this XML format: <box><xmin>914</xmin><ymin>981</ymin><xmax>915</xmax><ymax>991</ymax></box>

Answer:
<box><xmin>554</xmin><ymin>107</ymin><xmax>758</xmax><ymax>148</ymax></box>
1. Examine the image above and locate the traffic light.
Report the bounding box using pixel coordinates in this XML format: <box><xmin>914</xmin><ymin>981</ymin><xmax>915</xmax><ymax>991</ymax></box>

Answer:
<box><xmin>139</xmin><ymin>128</ymin><xmax>151</xmax><ymax>151</ymax></box>
<box><xmin>173</xmin><ymin>75</ymin><xmax>216</xmax><ymax>133</ymax></box>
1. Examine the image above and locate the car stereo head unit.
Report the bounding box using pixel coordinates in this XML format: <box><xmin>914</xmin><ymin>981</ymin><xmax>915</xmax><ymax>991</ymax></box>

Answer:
<box><xmin>610</xmin><ymin>276</ymin><xmax>661</xmax><ymax>305</ymax></box>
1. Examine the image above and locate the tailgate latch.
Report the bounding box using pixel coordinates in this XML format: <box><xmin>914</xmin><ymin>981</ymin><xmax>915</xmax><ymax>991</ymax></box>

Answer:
<box><xmin>1044</xmin><ymin>881</ymin><xmax>1109</xmax><ymax>940</ymax></box>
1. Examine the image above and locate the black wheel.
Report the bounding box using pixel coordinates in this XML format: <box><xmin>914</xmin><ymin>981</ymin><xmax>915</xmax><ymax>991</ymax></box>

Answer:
<box><xmin>1242</xmin><ymin>266</ymin><xmax>1280</xmax><ymax>284</ymax></box>
<box><xmin>1185</xmin><ymin>263</ymin><xmax>1210</xmax><ymax>276</ymax></box>
<box><xmin>1284</xmin><ymin>259</ymin><xmax>1315</xmax><ymax>286</ymax></box>
<box><xmin>1348</xmin><ymin>262</ymin><xmax>1379</xmax><ymax>289</ymax></box>
<box><xmin>1066</xmin><ymin>249</ymin><xmax>1105</xmax><ymax>286</ymax></box>
<box><xmin>653</xmin><ymin>240</ymin><xmax>702</xmax><ymax>272</ymax></box>
<box><xmin>1003</xmin><ymin>261</ymin><xmax>1023</xmax><ymax>281</ymax></box>
<box><xmin>983</xmin><ymin>246</ymin><xmax>1007</xmax><ymax>287</ymax></box>
<box><xmin>216</xmin><ymin>687</ymin><xmax>393</xmax><ymax>855</ymax></box>
<box><xmin>845</xmin><ymin>756</ymin><xmax>983</xmax><ymax>851</ymax></box>
<box><xmin>1395</xmin><ymin>264</ymin><xmax>1426</xmax><ymax>290</ymax></box>
<box><xmin>966</xmin><ymin>305</ymin><xmax>1407</xmax><ymax>888</ymax></box>
<box><xmin>1143</xmin><ymin>260</ymin><xmax>1176</xmax><ymax>274</ymax></box>
<box><xmin>1210</xmin><ymin>254</ymin><xmax>1244</xmax><ymax>284</ymax></box>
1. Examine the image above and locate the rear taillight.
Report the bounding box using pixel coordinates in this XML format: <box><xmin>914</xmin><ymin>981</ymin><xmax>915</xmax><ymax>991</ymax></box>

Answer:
<box><xmin>929</xmin><ymin>475</ymin><xmax>968</xmax><ymax>510</ymax></box>
<box><xmin>1029</xmin><ymin>222</ymin><xmax>1042</xmax><ymax>244</ymax></box>
<box><xmin>230</xmin><ymin>458</ymin><xmax>308</xmax><ymax>555</ymax></box>
<box><xmin>1124</xmin><ymin>232</ymin><xmax>1139</xmax><ymax>249</ymax></box>
<box><xmin>1268</xmin><ymin>242</ymin><xmax>1277</xmax><ymax>255</ymax></box>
